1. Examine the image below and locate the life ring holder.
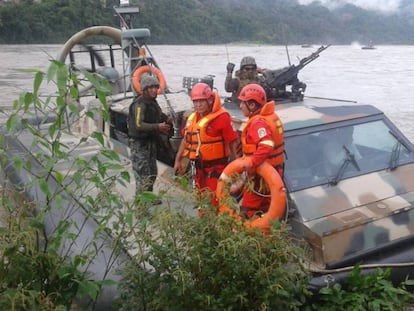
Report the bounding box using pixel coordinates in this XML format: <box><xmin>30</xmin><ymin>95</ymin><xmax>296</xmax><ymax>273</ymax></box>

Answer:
<box><xmin>216</xmin><ymin>157</ymin><xmax>286</xmax><ymax>233</ymax></box>
<box><xmin>132</xmin><ymin>65</ymin><xmax>167</xmax><ymax>95</ymax></box>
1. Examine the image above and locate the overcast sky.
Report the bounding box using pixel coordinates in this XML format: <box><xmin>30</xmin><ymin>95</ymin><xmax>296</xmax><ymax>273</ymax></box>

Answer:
<box><xmin>297</xmin><ymin>0</ymin><xmax>401</xmax><ymax>13</ymax></box>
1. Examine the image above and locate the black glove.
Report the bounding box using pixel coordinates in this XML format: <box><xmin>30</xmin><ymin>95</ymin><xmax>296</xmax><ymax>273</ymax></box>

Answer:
<box><xmin>226</xmin><ymin>62</ymin><xmax>235</xmax><ymax>73</ymax></box>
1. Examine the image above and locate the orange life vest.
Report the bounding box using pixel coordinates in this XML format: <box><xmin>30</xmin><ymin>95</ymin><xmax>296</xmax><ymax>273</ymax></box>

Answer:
<box><xmin>241</xmin><ymin>101</ymin><xmax>284</xmax><ymax>167</ymax></box>
<box><xmin>183</xmin><ymin>93</ymin><xmax>231</xmax><ymax>162</ymax></box>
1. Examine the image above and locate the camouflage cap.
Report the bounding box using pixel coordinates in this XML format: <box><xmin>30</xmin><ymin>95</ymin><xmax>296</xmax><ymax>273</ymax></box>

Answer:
<box><xmin>140</xmin><ymin>74</ymin><xmax>160</xmax><ymax>91</ymax></box>
<box><xmin>240</xmin><ymin>56</ymin><xmax>257</xmax><ymax>68</ymax></box>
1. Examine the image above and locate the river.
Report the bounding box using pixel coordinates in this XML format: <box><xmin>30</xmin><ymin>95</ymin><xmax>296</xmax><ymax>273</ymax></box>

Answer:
<box><xmin>1</xmin><ymin>44</ymin><xmax>413</xmax><ymax>140</ymax></box>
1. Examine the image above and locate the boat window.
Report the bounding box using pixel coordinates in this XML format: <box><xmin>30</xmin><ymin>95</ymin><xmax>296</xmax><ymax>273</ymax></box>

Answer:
<box><xmin>284</xmin><ymin>120</ymin><xmax>414</xmax><ymax>191</ymax></box>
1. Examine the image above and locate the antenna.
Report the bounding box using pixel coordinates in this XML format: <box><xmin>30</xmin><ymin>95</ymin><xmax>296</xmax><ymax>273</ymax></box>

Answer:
<box><xmin>285</xmin><ymin>44</ymin><xmax>291</xmax><ymax>66</ymax></box>
<box><xmin>225</xmin><ymin>44</ymin><xmax>230</xmax><ymax>63</ymax></box>
<box><xmin>281</xmin><ymin>24</ymin><xmax>291</xmax><ymax>66</ymax></box>
<box><xmin>279</xmin><ymin>23</ymin><xmax>292</xmax><ymax>66</ymax></box>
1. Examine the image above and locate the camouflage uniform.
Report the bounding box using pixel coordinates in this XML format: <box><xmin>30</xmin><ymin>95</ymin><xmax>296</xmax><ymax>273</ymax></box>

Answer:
<box><xmin>128</xmin><ymin>95</ymin><xmax>168</xmax><ymax>193</ymax></box>
<box><xmin>225</xmin><ymin>56</ymin><xmax>264</xmax><ymax>104</ymax></box>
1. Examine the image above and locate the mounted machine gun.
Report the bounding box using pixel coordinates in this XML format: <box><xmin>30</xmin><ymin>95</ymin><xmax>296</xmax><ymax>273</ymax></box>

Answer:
<box><xmin>262</xmin><ymin>45</ymin><xmax>330</xmax><ymax>102</ymax></box>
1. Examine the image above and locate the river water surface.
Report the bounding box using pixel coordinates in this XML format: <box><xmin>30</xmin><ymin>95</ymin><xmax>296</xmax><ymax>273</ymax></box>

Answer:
<box><xmin>1</xmin><ymin>44</ymin><xmax>413</xmax><ymax>140</ymax></box>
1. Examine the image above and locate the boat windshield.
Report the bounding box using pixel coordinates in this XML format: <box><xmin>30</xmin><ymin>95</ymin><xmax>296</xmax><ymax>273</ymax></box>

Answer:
<box><xmin>284</xmin><ymin>120</ymin><xmax>414</xmax><ymax>191</ymax></box>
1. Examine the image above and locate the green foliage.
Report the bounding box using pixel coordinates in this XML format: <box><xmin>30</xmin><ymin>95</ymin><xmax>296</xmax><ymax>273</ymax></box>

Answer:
<box><xmin>0</xmin><ymin>0</ymin><xmax>413</xmax><ymax>44</ymax></box>
<box><xmin>0</xmin><ymin>60</ymin><xmax>132</xmax><ymax>309</ymax></box>
<box><xmin>116</xmin><ymin>206</ymin><xmax>311</xmax><ymax>311</ymax></box>
<box><xmin>0</xmin><ymin>0</ymin><xmax>114</xmax><ymax>44</ymax></box>
<box><xmin>304</xmin><ymin>265</ymin><xmax>414</xmax><ymax>311</ymax></box>
<box><xmin>0</xmin><ymin>209</ymin><xmax>84</xmax><ymax>310</ymax></box>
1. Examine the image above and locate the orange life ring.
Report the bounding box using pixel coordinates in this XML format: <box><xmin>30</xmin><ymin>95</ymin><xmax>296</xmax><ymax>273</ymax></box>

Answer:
<box><xmin>216</xmin><ymin>157</ymin><xmax>286</xmax><ymax>233</ymax></box>
<box><xmin>132</xmin><ymin>65</ymin><xmax>167</xmax><ymax>95</ymax></box>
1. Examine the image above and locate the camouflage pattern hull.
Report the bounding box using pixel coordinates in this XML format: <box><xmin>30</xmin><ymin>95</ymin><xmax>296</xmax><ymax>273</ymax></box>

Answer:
<box><xmin>291</xmin><ymin>163</ymin><xmax>414</xmax><ymax>268</ymax></box>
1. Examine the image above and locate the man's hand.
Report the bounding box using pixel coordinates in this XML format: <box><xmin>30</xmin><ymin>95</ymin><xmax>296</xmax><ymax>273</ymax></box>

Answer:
<box><xmin>158</xmin><ymin>122</ymin><xmax>171</xmax><ymax>134</ymax></box>
<box><xmin>174</xmin><ymin>157</ymin><xmax>189</xmax><ymax>176</ymax></box>
<box><xmin>243</xmin><ymin>156</ymin><xmax>255</xmax><ymax>176</ymax></box>
<box><xmin>226</xmin><ymin>62</ymin><xmax>235</xmax><ymax>73</ymax></box>
<box><xmin>166</xmin><ymin>116</ymin><xmax>174</xmax><ymax>125</ymax></box>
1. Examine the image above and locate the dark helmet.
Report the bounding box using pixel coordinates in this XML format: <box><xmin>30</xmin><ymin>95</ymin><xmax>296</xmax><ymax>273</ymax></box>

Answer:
<box><xmin>238</xmin><ymin>83</ymin><xmax>267</xmax><ymax>106</ymax></box>
<box><xmin>140</xmin><ymin>74</ymin><xmax>160</xmax><ymax>91</ymax></box>
<box><xmin>97</xmin><ymin>67</ymin><xmax>119</xmax><ymax>83</ymax></box>
<box><xmin>240</xmin><ymin>56</ymin><xmax>257</xmax><ymax>69</ymax></box>
<box><xmin>191</xmin><ymin>82</ymin><xmax>213</xmax><ymax>101</ymax></box>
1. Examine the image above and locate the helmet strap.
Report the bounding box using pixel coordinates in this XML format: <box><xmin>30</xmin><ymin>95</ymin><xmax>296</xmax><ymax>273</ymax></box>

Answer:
<box><xmin>246</xmin><ymin>101</ymin><xmax>259</xmax><ymax>115</ymax></box>
<box><xmin>207</xmin><ymin>95</ymin><xmax>214</xmax><ymax>110</ymax></box>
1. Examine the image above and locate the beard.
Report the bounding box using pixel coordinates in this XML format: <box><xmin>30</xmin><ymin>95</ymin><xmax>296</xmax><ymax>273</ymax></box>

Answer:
<box><xmin>239</xmin><ymin>70</ymin><xmax>257</xmax><ymax>81</ymax></box>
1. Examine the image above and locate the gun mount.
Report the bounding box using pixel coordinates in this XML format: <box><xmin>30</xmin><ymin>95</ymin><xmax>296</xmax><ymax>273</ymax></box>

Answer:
<box><xmin>262</xmin><ymin>45</ymin><xmax>330</xmax><ymax>102</ymax></box>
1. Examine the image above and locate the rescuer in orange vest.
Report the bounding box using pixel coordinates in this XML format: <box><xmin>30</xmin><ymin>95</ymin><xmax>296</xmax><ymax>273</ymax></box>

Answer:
<box><xmin>174</xmin><ymin>83</ymin><xmax>239</xmax><ymax>207</ymax></box>
<box><xmin>238</xmin><ymin>83</ymin><xmax>284</xmax><ymax>218</ymax></box>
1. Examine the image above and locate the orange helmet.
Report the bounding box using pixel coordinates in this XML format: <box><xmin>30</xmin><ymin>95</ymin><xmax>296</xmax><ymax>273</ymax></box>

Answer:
<box><xmin>191</xmin><ymin>83</ymin><xmax>212</xmax><ymax>101</ymax></box>
<box><xmin>238</xmin><ymin>83</ymin><xmax>267</xmax><ymax>106</ymax></box>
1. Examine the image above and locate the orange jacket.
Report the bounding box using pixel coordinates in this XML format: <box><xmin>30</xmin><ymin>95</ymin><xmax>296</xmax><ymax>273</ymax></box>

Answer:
<box><xmin>183</xmin><ymin>93</ymin><xmax>231</xmax><ymax>162</ymax></box>
<box><xmin>241</xmin><ymin>101</ymin><xmax>284</xmax><ymax>167</ymax></box>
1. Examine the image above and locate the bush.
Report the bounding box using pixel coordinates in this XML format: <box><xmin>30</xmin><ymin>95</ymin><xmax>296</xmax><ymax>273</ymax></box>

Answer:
<box><xmin>116</xmin><ymin>205</ymin><xmax>311</xmax><ymax>311</ymax></box>
<box><xmin>0</xmin><ymin>191</ymin><xmax>84</xmax><ymax>310</ymax></box>
<box><xmin>304</xmin><ymin>264</ymin><xmax>414</xmax><ymax>311</ymax></box>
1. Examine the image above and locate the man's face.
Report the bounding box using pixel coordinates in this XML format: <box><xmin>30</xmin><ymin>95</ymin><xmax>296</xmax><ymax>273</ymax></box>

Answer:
<box><xmin>193</xmin><ymin>99</ymin><xmax>210</xmax><ymax>116</ymax></box>
<box><xmin>143</xmin><ymin>85</ymin><xmax>159</xmax><ymax>98</ymax></box>
<box><xmin>239</xmin><ymin>101</ymin><xmax>251</xmax><ymax>117</ymax></box>
<box><xmin>242</xmin><ymin>65</ymin><xmax>256</xmax><ymax>72</ymax></box>
<box><xmin>242</xmin><ymin>65</ymin><xmax>257</xmax><ymax>80</ymax></box>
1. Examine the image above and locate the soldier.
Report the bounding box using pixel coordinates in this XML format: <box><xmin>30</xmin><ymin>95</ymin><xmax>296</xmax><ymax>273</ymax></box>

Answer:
<box><xmin>174</xmin><ymin>83</ymin><xmax>239</xmax><ymax>207</ymax></box>
<box><xmin>225</xmin><ymin>56</ymin><xmax>263</xmax><ymax>104</ymax></box>
<box><xmin>128</xmin><ymin>74</ymin><xmax>171</xmax><ymax>200</ymax></box>
<box><xmin>237</xmin><ymin>83</ymin><xmax>285</xmax><ymax>218</ymax></box>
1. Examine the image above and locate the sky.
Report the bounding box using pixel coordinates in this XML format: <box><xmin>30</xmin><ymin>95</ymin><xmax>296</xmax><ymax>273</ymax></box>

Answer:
<box><xmin>297</xmin><ymin>0</ymin><xmax>402</xmax><ymax>13</ymax></box>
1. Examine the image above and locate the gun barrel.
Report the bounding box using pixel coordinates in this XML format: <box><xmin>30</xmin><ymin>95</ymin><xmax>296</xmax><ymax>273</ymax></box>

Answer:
<box><xmin>262</xmin><ymin>44</ymin><xmax>331</xmax><ymax>99</ymax></box>
<box><xmin>299</xmin><ymin>45</ymin><xmax>331</xmax><ymax>68</ymax></box>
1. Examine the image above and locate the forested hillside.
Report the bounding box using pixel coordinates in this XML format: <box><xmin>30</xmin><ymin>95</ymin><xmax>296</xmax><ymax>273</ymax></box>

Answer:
<box><xmin>0</xmin><ymin>0</ymin><xmax>413</xmax><ymax>44</ymax></box>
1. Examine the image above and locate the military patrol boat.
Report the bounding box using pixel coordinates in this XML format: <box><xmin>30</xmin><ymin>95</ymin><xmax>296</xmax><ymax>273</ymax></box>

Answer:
<box><xmin>2</xmin><ymin>1</ymin><xmax>414</xmax><ymax>309</ymax></box>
